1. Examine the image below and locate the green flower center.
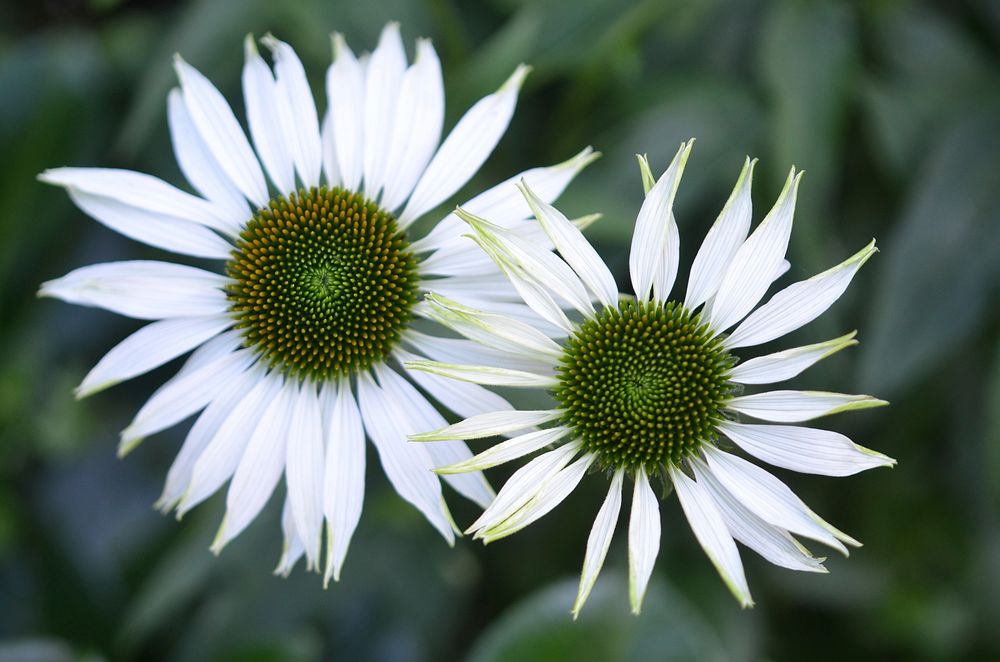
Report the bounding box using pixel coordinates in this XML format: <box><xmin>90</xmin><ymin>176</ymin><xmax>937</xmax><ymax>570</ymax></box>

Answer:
<box><xmin>226</xmin><ymin>187</ymin><xmax>419</xmax><ymax>381</ymax></box>
<box><xmin>554</xmin><ymin>300</ymin><xmax>734</xmax><ymax>471</ymax></box>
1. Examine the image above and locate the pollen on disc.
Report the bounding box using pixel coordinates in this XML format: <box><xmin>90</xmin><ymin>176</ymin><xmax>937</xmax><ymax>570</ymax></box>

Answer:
<box><xmin>226</xmin><ymin>187</ymin><xmax>418</xmax><ymax>381</ymax></box>
<box><xmin>554</xmin><ymin>300</ymin><xmax>734</xmax><ymax>472</ymax></box>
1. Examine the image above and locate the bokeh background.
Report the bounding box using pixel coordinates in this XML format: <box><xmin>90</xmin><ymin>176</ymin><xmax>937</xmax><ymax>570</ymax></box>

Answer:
<box><xmin>1</xmin><ymin>0</ymin><xmax>999</xmax><ymax>660</ymax></box>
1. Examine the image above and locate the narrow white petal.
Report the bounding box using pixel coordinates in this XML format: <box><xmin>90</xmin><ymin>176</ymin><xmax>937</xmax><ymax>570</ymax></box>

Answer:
<box><xmin>174</xmin><ymin>56</ymin><xmax>268</xmax><ymax>207</ymax></box>
<box><xmin>320</xmin><ymin>111</ymin><xmax>341</xmax><ymax>187</ymax></box>
<box><xmin>628</xmin><ymin>467</ymin><xmax>661</xmax><ymax>615</ymax></box>
<box><xmin>275</xmin><ymin>498</ymin><xmax>306</xmax><ymax>577</ymax></box>
<box><xmin>380</xmin><ymin>38</ymin><xmax>445</xmax><ymax>211</ymax></box>
<box><xmin>77</xmin><ymin>315</ymin><xmax>231</xmax><ymax>398</ymax></box>
<box><xmin>398</xmin><ymin>351</ymin><xmax>513</xmax><ymax>419</ymax></box>
<box><xmin>669</xmin><ymin>465</ymin><xmax>753</xmax><ymax>607</ymax></box>
<box><xmin>178</xmin><ymin>371</ymin><xmax>282</xmax><ymax>516</ymax></box>
<box><xmin>701</xmin><ymin>445</ymin><xmax>857</xmax><ymax>552</ymax></box>
<box><xmin>519</xmin><ymin>180</ymin><xmax>617</xmax><ymax>307</ymax></box>
<box><xmin>435</xmin><ymin>427</ymin><xmax>569</xmax><ymax>474</ymax></box>
<box><xmin>212</xmin><ymin>380</ymin><xmax>296</xmax><ymax>553</ymax></box>
<box><xmin>167</xmin><ymin>88</ymin><xmax>249</xmax><ymax>230</ymax></box>
<box><xmin>727</xmin><ymin>390</ymin><xmax>887</xmax><ymax>422</ymax></box>
<box><xmin>64</xmin><ymin>188</ymin><xmax>232</xmax><ymax>259</ymax></box>
<box><xmin>242</xmin><ymin>35</ymin><xmax>295</xmax><ymax>195</ymax></box>
<box><xmin>481</xmin><ymin>453</ymin><xmax>594</xmax><ymax>542</ymax></box>
<box><xmin>404</xmin><ymin>359</ymin><xmax>557</xmax><ymax>388</ymax></box>
<box><xmin>172</xmin><ymin>329</ymin><xmax>243</xmax><ymax>379</ymax></box>
<box><xmin>403</xmin><ymin>331</ymin><xmax>552</xmax><ymax>376</ymax></box>
<box><xmin>719</xmin><ymin>421</ymin><xmax>896</xmax><ymax>476</ymax></box>
<box><xmin>729</xmin><ymin>331</ymin><xmax>858</xmax><ymax>385</ymax></box>
<box><xmin>262</xmin><ymin>35</ymin><xmax>323</xmax><ymax>188</ymax></box>
<box><xmin>400</xmin><ymin>64</ymin><xmax>529</xmax><ymax>226</ymax></box>
<box><xmin>39</xmin><ymin>261</ymin><xmax>228</xmax><ymax>320</ymax></box>
<box><xmin>285</xmin><ymin>382</ymin><xmax>325</xmax><ymax>568</ymax></box>
<box><xmin>362</xmin><ymin>23</ymin><xmax>406</xmax><ymax>198</ymax></box>
<box><xmin>690</xmin><ymin>458</ymin><xmax>826</xmax><ymax>573</ymax></box>
<box><xmin>726</xmin><ymin>241</ymin><xmax>878</xmax><ymax>349</ymax></box>
<box><xmin>327</xmin><ymin>33</ymin><xmax>365</xmax><ymax>190</ymax></box>
<box><xmin>684</xmin><ymin>157</ymin><xmax>756</xmax><ymax>309</ymax></box>
<box><xmin>119</xmin><ymin>347</ymin><xmax>253</xmax><ymax>455</ymax></box>
<box><xmin>410</xmin><ymin>409</ymin><xmax>561</xmax><ymax>442</ymax></box>
<box><xmin>707</xmin><ymin>168</ymin><xmax>802</xmax><ymax>334</ymax></box>
<box><xmin>573</xmin><ymin>469</ymin><xmax>624</xmax><ymax>619</ymax></box>
<box><xmin>322</xmin><ymin>379</ymin><xmax>365</xmax><ymax>585</ymax></box>
<box><xmin>155</xmin><ymin>364</ymin><xmax>259</xmax><ymax>512</ymax></box>
<box><xmin>629</xmin><ymin>142</ymin><xmax>692</xmax><ymax>303</ymax></box>
<box><xmin>375</xmin><ymin>365</ymin><xmax>493</xmax><ymax>509</ymax></box>
<box><xmin>355</xmin><ymin>371</ymin><xmax>454</xmax><ymax>543</ymax></box>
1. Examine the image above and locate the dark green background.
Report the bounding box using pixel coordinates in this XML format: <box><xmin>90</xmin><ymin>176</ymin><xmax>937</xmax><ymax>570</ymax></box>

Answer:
<box><xmin>1</xmin><ymin>0</ymin><xmax>998</xmax><ymax>660</ymax></box>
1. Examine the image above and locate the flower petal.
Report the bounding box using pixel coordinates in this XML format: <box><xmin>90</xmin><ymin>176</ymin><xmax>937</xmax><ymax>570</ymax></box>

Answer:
<box><xmin>275</xmin><ymin>498</ymin><xmax>306</xmax><ymax>577</ymax></box>
<box><xmin>322</xmin><ymin>379</ymin><xmax>365</xmax><ymax>585</ymax></box>
<box><xmin>728</xmin><ymin>331</ymin><xmax>858</xmax><ymax>385</ymax></box>
<box><xmin>727</xmin><ymin>390</ymin><xmax>887</xmax><ymax>422</ymax></box>
<box><xmin>285</xmin><ymin>381</ymin><xmax>325</xmax><ymax>569</ymax></box>
<box><xmin>434</xmin><ymin>427</ymin><xmax>570</xmax><ymax>474</ymax></box>
<box><xmin>628</xmin><ymin>466</ymin><xmax>661</xmax><ymax>615</ymax></box>
<box><xmin>362</xmin><ymin>22</ymin><xmax>407</xmax><ymax>199</ymax></box>
<box><xmin>725</xmin><ymin>241</ymin><xmax>878</xmax><ymax>349</ymax></box>
<box><xmin>404</xmin><ymin>359</ymin><xmax>557</xmax><ymax>388</ymax></box>
<box><xmin>326</xmin><ymin>33</ymin><xmax>365</xmax><ymax>190</ymax></box>
<box><xmin>242</xmin><ymin>35</ymin><xmax>295</xmax><ymax>195</ymax></box>
<box><xmin>572</xmin><ymin>468</ymin><xmax>624</xmax><ymax>619</ymax></box>
<box><xmin>410</xmin><ymin>409</ymin><xmax>561</xmax><ymax>442</ymax></box>
<box><xmin>397</xmin><ymin>350</ymin><xmax>513</xmax><ymax>419</ymax></box>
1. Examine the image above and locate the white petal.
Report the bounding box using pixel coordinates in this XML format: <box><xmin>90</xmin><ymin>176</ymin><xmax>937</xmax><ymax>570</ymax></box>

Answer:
<box><xmin>669</xmin><ymin>465</ymin><xmax>753</xmax><ymax>607</ymax></box>
<box><xmin>701</xmin><ymin>445</ymin><xmax>856</xmax><ymax>552</ymax></box>
<box><xmin>212</xmin><ymin>379</ymin><xmax>296</xmax><ymax>553</ymax></box>
<box><xmin>355</xmin><ymin>371</ymin><xmax>454</xmax><ymax>543</ymax></box>
<box><xmin>118</xmin><ymin>346</ymin><xmax>253</xmax><ymax>455</ymax></box>
<box><xmin>326</xmin><ymin>33</ymin><xmax>366</xmax><ymax>190</ymax></box>
<box><xmin>729</xmin><ymin>331</ymin><xmax>858</xmax><ymax>385</ymax></box>
<box><xmin>684</xmin><ymin>157</ymin><xmax>756</xmax><ymax>309</ymax></box>
<box><xmin>63</xmin><ymin>188</ymin><xmax>232</xmax><ymax>259</ymax></box>
<box><xmin>726</xmin><ymin>241</ymin><xmax>878</xmax><ymax>349</ymax></box>
<box><xmin>39</xmin><ymin>261</ymin><xmax>228</xmax><ymax>320</ymax></box>
<box><xmin>397</xmin><ymin>351</ymin><xmax>513</xmax><ymax>419</ymax></box>
<box><xmin>275</xmin><ymin>498</ymin><xmax>306</xmax><ymax>577</ymax></box>
<box><xmin>629</xmin><ymin>142</ymin><xmax>692</xmax><ymax>303</ymax></box>
<box><xmin>167</xmin><ymin>89</ymin><xmax>249</xmax><ymax>231</ymax></box>
<box><xmin>481</xmin><ymin>453</ymin><xmax>594</xmax><ymax>542</ymax></box>
<box><xmin>77</xmin><ymin>315</ymin><xmax>231</xmax><ymax>398</ymax></box>
<box><xmin>380</xmin><ymin>38</ymin><xmax>445</xmax><ymax>211</ymax></box>
<box><xmin>285</xmin><ymin>382</ymin><xmax>325</xmax><ymax>568</ymax></box>
<box><xmin>320</xmin><ymin>110</ymin><xmax>341</xmax><ymax>187</ymax></box>
<box><xmin>690</xmin><ymin>458</ymin><xmax>826</xmax><ymax>573</ymax></box>
<box><xmin>155</xmin><ymin>364</ymin><xmax>260</xmax><ymax>512</ymax></box>
<box><xmin>707</xmin><ymin>168</ymin><xmax>802</xmax><ymax>334</ymax></box>
<box><xmin>242</xmin><ymin>35</ymin><xmax>295</xmax><ymax>195</ymax></box>
<box><xmin>718</xmin><ymin>421</ymin><xmax>896</xmax><ymax>477</ymax></box>
<box><xmin>434</xmin><ymin>427</ymin><xmax>570</xmax><ymax>474</ymax></box>
<box><xmin>178</xmin><ymin>370</ymin><xmax>282</xmax><ymax>516</ymax></box>
<box><xmin>573</xmin><ymin>469</ymin><xmax>624</xmax><ymax>619</ymax></box>
<box><xmin>322</xmin><ymin>379</ymin><xmax>365</xmax><ymax>585</ymax></box>
<box><xmin>413</xmin><ymin>147</ymin><xmax>600</xmax><ymax>252</ymax></box>
<box><xmin>518</xmin><ymin>180</ymin><xmax>617</xmax><ymax>308</ymax></box>
<box><xmin>362</xmin><ymin>23</ymin><xmax>407</xmax><ymax>199</ymax></box>
<box><xmin>262</xmin><ymin>35</ymin><xmax>323</xmax><ymax>188</ymax></box>
<box><xmin>403</xmin><ymin>331</ymin><xmax>552</xmax><ymax>376</ymax></box>
<box><xmin>404</xmin><ymin>359</ymin><xmax>557</xmax><ymax>388</ymax></box>
<box><xmin>727</xmin><ymin>390</ymin><xmax>887</xmax><ymax>422</ymax></box>
<box><xmin>174</xmin><ymin>56</ymin><xmax>268</xmax><ymax>207</ymax></box>
<box><xmin>400</xmin><ymin>64</ymin><xmax>529</xmax><ymax>226</ymax></box>
<box><xmin>375</xmin><ymin>365</ymin><xmax>493</xmax><ymax>509</ymax></box>
<box><xmin>410</xmin><ymin>409</ymin><xmax>561</xmax><ymax>442</ymax></box>
<box><xmin>627</xmin><ymin>467</ymin><xmax>661</xmax><ymax>615</ymax></box>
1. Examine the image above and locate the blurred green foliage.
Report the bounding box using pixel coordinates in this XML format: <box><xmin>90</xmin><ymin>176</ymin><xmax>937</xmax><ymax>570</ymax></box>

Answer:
<box><xmin>1</xmin><ymin>0</ymin><xmax>999</xmax><ymax>660</ymax></box>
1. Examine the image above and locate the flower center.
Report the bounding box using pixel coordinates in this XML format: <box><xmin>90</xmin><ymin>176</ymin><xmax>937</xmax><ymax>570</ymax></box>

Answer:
<box><xmin>226</xmin><ymin>187</ymin><xmax>419</xmax><ymax>381</ymax></box>
<box><xmin>554</xmin><ymin>300</ymin><xmax>733</xmax><ymax>471</ymax></box>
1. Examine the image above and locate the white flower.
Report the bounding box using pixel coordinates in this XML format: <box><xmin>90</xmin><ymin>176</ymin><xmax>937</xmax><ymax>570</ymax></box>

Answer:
<box><xmin>38</xmin><ymin>24</ymin><xmax>596</xmax><ymax>584</ymax></box>
<box><xmin>408</xmin><ymin>140</ymin><xmax>895</xmax><ymax>614</ymax></box>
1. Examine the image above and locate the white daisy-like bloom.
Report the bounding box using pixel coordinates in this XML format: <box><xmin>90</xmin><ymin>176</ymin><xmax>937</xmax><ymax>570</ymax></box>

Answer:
<box><xmin>408</xmin><ymin>140</ymin><xmax>895</xmax><ymax>614</ymax></box>
<box><xmin>37</xmin><ymin>24</ymin><xmax>598</xmax><ymax>583</ymax></box>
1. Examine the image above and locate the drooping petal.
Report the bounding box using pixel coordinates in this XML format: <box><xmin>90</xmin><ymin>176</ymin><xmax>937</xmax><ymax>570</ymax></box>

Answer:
<box><xmin>725</xmin><ymin>241</ymin><xmax>878</xmax><ymax>349</ymax></box>
<box><xmin>39</xmin><ymin>261</ymin><xmax>229</xmax><ymax>320</ymax></box>
<box><xmin>629</xmin><ymin>141</ymin><xmax>692</xmax><ymax>303</ymax></box>
<box><xmin>433</xmin><ymin>427</ymin><xmax>570</xmax><ymax>474</ymax></box>
<box><xmin>403</xmin><ymin>331</ymin><xmax>552</xmax><ymax>376</ymax></box>
<box><xmin>285</xmin><ymin>381</ymin><xmax>325</xmax><ymax>569</ymax></box>
<box><xmin>573</xmin><ymin>468</ymin><xmax>624</xmax><ymax>619</ymax></box>
<box><xmin>727</xmin><ymin>390</ymin><xmax>887</xmax><ymax>422</ymax></box>
<box><xmin>77</xmin><ymin>315</ymin><xmax>232</xmax><ymax>398</ymax></box>
<box><xmin>410</xmin><ymin>409</ymin><xmax>561</xmax><ymax>442</ymax></box>
<box><xmin>669</xmin><ymin>465</ymin><xmax>753</xmax><ymax>607</ymax></box>
<box><xmin>399</xmin><ymin>64</ymin><xmax>530</xmax><ymax>226</ymax></box>
<box><xmin>275</xmin><ymin>498</ymin><xmax>306</xmax><ymax>577</ymax></box>
<box><xmin>326</xmin><ymin>33</ymin><xmax>365</xmax><ymax>190</ymax></box>
<box><xmin>397</xmin><ymin>351</ymin><xmax>513</xmax><ymax>419</ymax></box>
<box><xmin>706</xmin><ymin>168</ymin><xmax>802</xmax><ymax>334</ymax></box>
<box><xmin>404</xmin><ymin>359</ymin><xmax>558</xmax><ymax>388</ymax></box>
<box><xmin>627</xmin><ymin>467</ymin><xmax>661</xmax><ymax>615</ymax></box>
<box><xmin>684</xmin><ymin>157</ymin><xmax>756</xmax><ymax>309</ymax></box>
<box><xmin>322</xmin><ymin>379</ymin><xmax>365</xmax><ymax>585</ymax></box>
<box><xmin>362</xmin><ymin>22</ymin><xmax>407</xmax><ymax>199</ymax></box>
<box><xmin>728</xmin><ymin>331</ymin><xmax>858</xmax><ymax>385</ymax></box>
<box><xmin>242</xmin><ymin>35</ymin><xmax>295</xmax><ymax>195</ymax></box>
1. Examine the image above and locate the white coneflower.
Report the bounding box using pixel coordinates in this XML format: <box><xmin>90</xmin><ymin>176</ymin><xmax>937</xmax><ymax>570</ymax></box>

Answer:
<box><xmin>38</xmin><ymin>24</ymin><xmax>596</xmax><ymax>584</ymax></box>
<box><xmin>408</xmin><ymin>140</ymin><xmax>894</xmax><ymax>614</ymax></box>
